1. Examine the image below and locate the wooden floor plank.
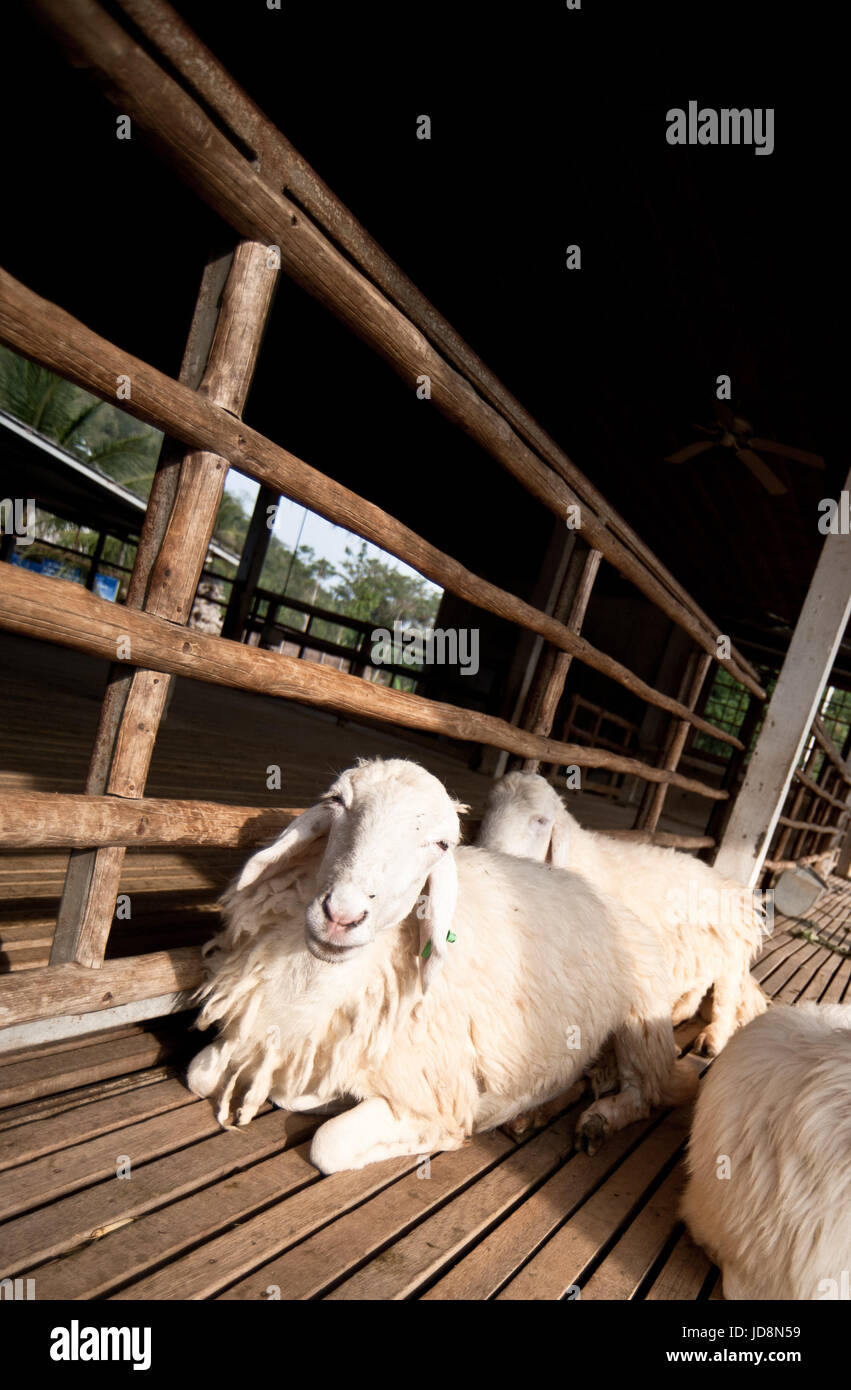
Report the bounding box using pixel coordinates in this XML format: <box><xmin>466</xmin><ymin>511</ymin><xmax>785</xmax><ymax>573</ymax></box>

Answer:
<box><xmin>26</xmin><ymin>1142</ymin><xmax>318</xmax><ymax>1300</ymax></box>
<box><xmin>0</xmin><ymin>1032</ymin><xmax>184</xmax><ymax>1109</ymax></box>
<box><xmin>421</xmin><ymin>1116</ymin><xmax>660</xmax><ymax>1301</ymax></box>
<box><xmin>0</xmin><ymin>1097</ymin><xmax>231</xmax><ymax>1220</ymax></box>
<box><xmin>324</xmin><ymin>1119</ymin><xmax>580</xmax><ymax>1301</ymax></box>
<box><xmin>645</xmin><ymin>1229</ymin><xmax>714</xmax><ymax>1302</ymax></box>
<box><xmin>820</xmin><ymin>954</ymin><xmax>851</xmax><ymax>1004</ymax></box>
<box><xmin>0</xmin><ymin>1106</ymin><xmax>302</xmax><ymax>1274</ymax></box>
<box><xmin>495</xmin><ymin>1107</ymin><xmax>692</xmax><ymax>1301</ymax></box>
<box><xmin>0</xmin><ymin>1065</ymin><xmax>179</xmax><ymax>1133</ymax></box>
<box><xmin>218</xmin><ymin>1128</ymin><xmax>515</xmax><ymax>1301</ymax></box>
<box><xmin>0</xmin><ymin>1076</ymin><xmax>197</xmax><ymax>1174</ymax></box>
<box><xmin>580</xmin><ymin>1161</ymin><xmax>686</xmax><ymax>1300</ymax></box>
<box><xmin>111</xmin><ymin>1151</ymin><xmax>427</xmax><ymax>1300</ymax></box>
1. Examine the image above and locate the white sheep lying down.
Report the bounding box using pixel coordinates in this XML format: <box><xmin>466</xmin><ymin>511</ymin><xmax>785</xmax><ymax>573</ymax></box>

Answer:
<box><xmin>188</xmin><ymin>758</ymin><xmax>696</xmax><ymax>1173</ymax></box>
<box><xmin>477</xmin><ymin>772</ymin><xmax>767</xmax><ymax>1056</ymax></box>
<box><xmin>682</xmin><ymin>1003</ymin><xmax>851</xmax><ymax>1300</ymax></box>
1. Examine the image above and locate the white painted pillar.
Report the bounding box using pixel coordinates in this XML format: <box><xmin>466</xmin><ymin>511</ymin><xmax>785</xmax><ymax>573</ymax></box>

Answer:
<box><xmin>714</xmin><ymin>471</ymin><xmax>851</xmax><ymax>887</ymax></box>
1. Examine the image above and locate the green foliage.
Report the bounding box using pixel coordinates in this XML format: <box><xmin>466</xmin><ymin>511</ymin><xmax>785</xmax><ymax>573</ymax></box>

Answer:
<box><xmin>331</xmin><ymin>543</ymin><xmax>440</xmax><ymax>628</ymax></box>
<box><xmin>694</xmin><ymin>664</ymin><xmax>778</xmax><ymax>761</ymax></box>
<box><xmin>0</xmin><ymin>344</ymin><xmax>163</xmax><ymax>500</ymax></box>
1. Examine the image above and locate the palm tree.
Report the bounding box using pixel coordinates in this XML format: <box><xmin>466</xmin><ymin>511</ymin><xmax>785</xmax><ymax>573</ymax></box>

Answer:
<box><xmin>0</xmin><ymin>345</ymin><xmax>163</xmax><ymax>498</ymax></box>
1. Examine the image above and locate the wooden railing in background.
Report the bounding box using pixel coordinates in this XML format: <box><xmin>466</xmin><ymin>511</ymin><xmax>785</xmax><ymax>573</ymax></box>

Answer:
<box><xmin>762</xmin><ymin>718</ymin><xmax>851</xmax><ymax>874</ymax></box>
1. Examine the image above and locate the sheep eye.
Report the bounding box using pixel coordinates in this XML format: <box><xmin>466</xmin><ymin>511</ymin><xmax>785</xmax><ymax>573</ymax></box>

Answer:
<box><xmin>436</xmin><ymin>840</ymin><xmax>449</xmax><ymax>851</ymax></box>
<box><xmin>324</xmin><ymin>794</ymin><xmax>345</xmax><ymax>807</ymax></box>
<box><xmin>535</xmin><ymin>816</ymin><xmax>549</xmax><ymax>827</ymax></box>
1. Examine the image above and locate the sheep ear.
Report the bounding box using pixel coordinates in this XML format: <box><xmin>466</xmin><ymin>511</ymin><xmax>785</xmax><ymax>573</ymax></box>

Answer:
<box><xmin>419</xmin><ymin>850</ymin><xmax>459</xmax><ymax>992</ymax></box>
<box><xmin>236</xmin><ymin>802</ymin><xmax>332</xmax><ymax>892</ymax></box>
<box><xmin>547</xmin><ymin>807</ymin><xmax>572</xmax><ymax>868</ymax></box>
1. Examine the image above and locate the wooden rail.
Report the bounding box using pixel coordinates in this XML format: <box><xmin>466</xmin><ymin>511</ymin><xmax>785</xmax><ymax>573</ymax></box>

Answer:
<box><xmin>813</xmin><ymin>719</ymin><xmax>851</xmax><ymax>785</ymax></box>
<box><xmin>0</xmin><ymin>950</ymin><xmax>203</xmax><ymax>1028</ymax></box>
<box><xmin>0</xmin><ymin>565</ymin><xmax>728</xmax><ymax>802</ymax></box>
<box><xmin>794</xmin><ymin>768</ymin><xmax>850</xmax><ymax>810</ymax></box>
<box><xmin>0</xmin><ymin>794</ymin><xmax>298</xmax><ymax>851</ymax></box>
<box><xmin>27</xmin><ymin>0</ymin><xmax>763</xmax><ymax>701</ymax></box>
<box><xmin>0</xmin><ymin>270</ymin><xmax>744</xmax><ymax>752</ymax></box>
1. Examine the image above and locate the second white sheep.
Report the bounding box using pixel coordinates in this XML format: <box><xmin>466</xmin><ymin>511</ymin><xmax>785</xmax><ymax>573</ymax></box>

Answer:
<box><xmin>477</xmin><ymin>771</ymin><xmax>767</xmax><ymax>1056</ymax></box>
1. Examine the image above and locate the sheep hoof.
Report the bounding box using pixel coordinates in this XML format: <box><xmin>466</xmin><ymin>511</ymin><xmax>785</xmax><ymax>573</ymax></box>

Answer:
<box><xmin>694</xmin><ymin>1028</ymin><xmax>721</xmax><ymax>1058</ymax></box>
<box><xmin>576</xmin><ymin>1111</ymin><xmax>607</xmax><ymax>1157</ymax></box>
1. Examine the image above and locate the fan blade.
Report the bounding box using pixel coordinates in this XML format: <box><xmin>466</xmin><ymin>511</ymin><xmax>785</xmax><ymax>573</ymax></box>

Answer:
<box><xmin>665</xmin><ymin>440</ymin><xmax>716</xmax><ymax>464</ymax></box>
<box><xmin>736</xmin><ymin>448</ymin><xmax>788</xmax><ymax>495</ymax></box>
<box><xmin>747</xmin><ymin>438</ymin><xmax>825</xmax><ymax>469</ymax></box>
<box><xmin>714</xmin><ymin>400</ymin><xmax>736</xmax><ymax>430</ymax></box>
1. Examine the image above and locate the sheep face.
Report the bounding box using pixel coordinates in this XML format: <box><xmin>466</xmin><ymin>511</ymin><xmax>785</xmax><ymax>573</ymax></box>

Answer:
<box><xmin>478</xmin><ymin>772</ymin><xmax>573</xmax><ymax>866</ymax></box>
<box><xmin>303</xmin><ymin>759</ymin><xmax>463</xmax><ymax>967</ymax></box>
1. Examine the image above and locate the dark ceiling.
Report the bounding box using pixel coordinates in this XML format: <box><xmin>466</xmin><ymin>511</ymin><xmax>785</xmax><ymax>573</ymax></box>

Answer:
<box><xmin>2</xmin><ymin>2</ymin><xmax>841</xmax><ymax>659</ymax></box>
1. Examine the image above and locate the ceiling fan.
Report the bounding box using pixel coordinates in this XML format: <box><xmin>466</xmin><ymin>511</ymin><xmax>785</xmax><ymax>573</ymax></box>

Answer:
<box><xmin>665</xmin><ymin>402</ymin><xmax>824</xmax><ymax>496</ymax></box>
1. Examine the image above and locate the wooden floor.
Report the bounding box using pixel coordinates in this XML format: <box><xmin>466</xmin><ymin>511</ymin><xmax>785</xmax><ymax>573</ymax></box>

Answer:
<box><xmin>1</xmin><ymin>877</ymin><xmax>848</xmax><ymax>1301</ymax></box>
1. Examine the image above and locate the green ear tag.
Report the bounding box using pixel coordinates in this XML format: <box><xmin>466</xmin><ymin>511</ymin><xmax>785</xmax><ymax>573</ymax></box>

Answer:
<box><xmin>446</xmin><ymin>931</ymin><xmax>457</xmax><ymax>944</ymax></box>
<box><xmin>421</xmin><ymin>939</ymin><xmax>433</xmax><ymax>960</ymax></box>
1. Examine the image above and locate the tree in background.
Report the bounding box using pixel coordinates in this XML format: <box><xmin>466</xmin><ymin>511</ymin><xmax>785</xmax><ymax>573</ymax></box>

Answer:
<box><xmin>332</xmin><ymin>542</ymin><xmax>440</xmax><ymax>627</ymax></box>
<box><xmin>0</xmin><ymin>345</ymin><xmax>163</xmax><ymax>497</ymax></box>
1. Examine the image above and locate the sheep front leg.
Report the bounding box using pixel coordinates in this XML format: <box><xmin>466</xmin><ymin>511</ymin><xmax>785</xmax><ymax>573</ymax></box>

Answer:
<box><xmin>672</xmin><ymin>984</ymin><xmax>709</xmax><ymax>1027</ymax></box>
<box><xmin>309</xmin><ymin>1097</ymin><xmax>464</xmax><ymax>1174</ymax></box>
<box><xmin>695</xmin><ymin>966</ymin><xmax>757</xmax><ymax>1057</ymax></box>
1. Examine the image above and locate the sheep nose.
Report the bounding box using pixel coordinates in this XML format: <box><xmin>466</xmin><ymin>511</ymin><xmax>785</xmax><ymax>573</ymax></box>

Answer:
<box><xmin>322</xmin><ymin>894</ymin><xmax>368</xmax><ymax>929</ymax></box>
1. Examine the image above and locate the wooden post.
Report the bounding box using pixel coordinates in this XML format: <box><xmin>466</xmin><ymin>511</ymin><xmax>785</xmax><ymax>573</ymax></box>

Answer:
<box><xmin>50</xmin><ymin>240</ymin><xmax>279</xmax><ymax>967</ymax></box>
<box><xmin>638</xmin><ymin>651</ymin><xmax>713</xmax><ymax>834</ymax></box>
<box><xmin>522</xmin><ymin>547</ymin><xmax>602</xmax><ymax>774</ymax></box>
<box><xmin>220</xmin><ymin>484</ymin><xmax>279</xmax><ymax>640</ymax></box>
<box><xmin>50</xmin><ymin>246</ymin><xmax>233</xmax><ymax>966</ymax></box>
<box><xmin>84</xmin><ymin>530</ymin><xmax>106</xmax><ymax>590</ymax></box>
<box><xmin>715</xmin><ymin>474</ymin><xmax>851</xmax><ymax>887</ymax></box>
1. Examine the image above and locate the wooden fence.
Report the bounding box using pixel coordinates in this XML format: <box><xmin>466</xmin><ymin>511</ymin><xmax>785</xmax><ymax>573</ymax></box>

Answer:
<box><xmin>0</xmin><ymin>0</ymin><xmax>765</xmax><ymax>1029</ymax></box>
<box><xmin>762</xmin><ymin>718</ymin><xmax>851</xmax><ymax>875</ymax></box>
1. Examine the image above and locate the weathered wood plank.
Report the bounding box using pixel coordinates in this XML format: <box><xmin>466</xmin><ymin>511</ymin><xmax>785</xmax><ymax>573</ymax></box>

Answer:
<box><xmin>421</xmin><ymin>1117</ymin><xmax>658</xmax><ymax>1301</ymax></box>
<box><xmin>0</xmin><ymin>948</ymin><xmax>203</xmax><ymax>1028</ymax></box>
<box><xmin>0</xmin><ymin>1098</ymin><xmax>222</xmax><ymax>1219</ymax></box>
<box><xmin>324</xmin><ymin>1120</ymin><xmax>576</xmax><ymax>1301</ymax></box>
<box><xmin>0</xmin><ymin>272</ymin><xmax>745</xmax><ymax>748</ymax></box>
<box><xmin>644</xmin><ymin>1229</ymin><xmax>714</xmax><ymax>1302</ymax></box>
<box><xmin>0</xmin><ymin>1030</ymin><xmax>179</xmax><ymax>1109</ymax></box>
<box><xmin>495</xmin><ymin>1109</ymin><xmax>691</xmax><ymax>1300</ymax></box>
<box><xmin>580</xmin><ymin>1163</ymin><xmax>686</xmax><ymax>1300</ymax></box>
<box><xmin>218</xmin><ymin>1129</ymin><xmax>515</xmax><ymax>1301</ymax></box>
<box><xmin>22</xmin><ymin>1140</ymin><xmax>317</xmax><ymax>1300</ymax></box>
<box><xmin>0</xmin><ymin>792</ymin><xmax>299</xmax><ymax>850</ymax></box>
<box><xmin>111</xmin><ymin>1152</ymin><xmax>427</xmax><ymax>1299</ymax></box>
<box><xmin>0</xmin><ymin>1105</ymin><xmax>297</xmax><ymax>1274</ymax></box>
<box><xmin>0</xmin><ymin>1076</ymin><xmax>195</xmax><ymax>1172</ymax></box>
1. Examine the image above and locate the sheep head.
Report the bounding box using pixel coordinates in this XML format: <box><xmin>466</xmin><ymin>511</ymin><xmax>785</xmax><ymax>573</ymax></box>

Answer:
<box><xmin>235</xmin><ymin>758</ymin><xmax>467</xmax><ymax>989</ymax></box>
<box><xmin>478</xmin><ymin>771</ymin><xmax>574</xmax><ymax>867</ymax></box>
